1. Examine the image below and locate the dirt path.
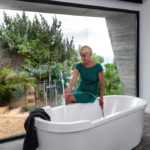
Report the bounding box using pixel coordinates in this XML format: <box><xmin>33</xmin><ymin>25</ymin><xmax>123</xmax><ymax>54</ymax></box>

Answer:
<box><xmin>0</xmin><ymin>107</ymin><xmax>29</xmax><ymax>139</ymax></box>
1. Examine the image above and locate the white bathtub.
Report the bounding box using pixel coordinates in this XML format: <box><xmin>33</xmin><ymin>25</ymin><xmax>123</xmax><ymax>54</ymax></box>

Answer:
<box><xmin>35</xmin><ymin>95</ymin><xmax>146</xmax><ymax>150</ymax></box>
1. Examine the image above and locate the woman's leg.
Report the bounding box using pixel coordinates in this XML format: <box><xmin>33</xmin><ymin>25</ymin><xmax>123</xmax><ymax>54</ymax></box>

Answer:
<box><xmin>65</xmin><ymin>94</ymin><xmax>76</xmax><ymax>104</ymax></box>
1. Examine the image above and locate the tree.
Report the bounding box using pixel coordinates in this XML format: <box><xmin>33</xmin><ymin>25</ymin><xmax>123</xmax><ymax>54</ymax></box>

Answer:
<box><xmin>92</xmin><ymin>53</ymin><xmax>104</xmax><ymax>64</ymax></box>
<box><xmin>0</xmin><ymin>12</ymin><xmax>28</xmax><ymax>51</ymax></box>
<box><xmin>0</xmin><ymin>12</ymin><xmax>80</xmax><ymax>103</ymax></box>
<box><xmin>104</xmin><ymin>60</ymin><xmax>123</xmax><ymax>95</ymax></box>
<box><xmin>0</xmin><ymin>12</ymin><xmax>79</xmax><ymax>83</ymax></box>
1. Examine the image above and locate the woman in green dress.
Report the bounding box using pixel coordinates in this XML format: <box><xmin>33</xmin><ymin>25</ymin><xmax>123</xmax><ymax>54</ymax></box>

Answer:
<box><xmin>64</xmin><ymin>45</ymin><xmax>105</xmax><ymax>107</ymax></box>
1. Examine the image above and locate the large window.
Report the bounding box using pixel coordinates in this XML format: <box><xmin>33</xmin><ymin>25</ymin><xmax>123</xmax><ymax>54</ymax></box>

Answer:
<box><xmin>0</xmin><ymin>1</ymin><xmax>139</xmax><ymax>140</ymax></box>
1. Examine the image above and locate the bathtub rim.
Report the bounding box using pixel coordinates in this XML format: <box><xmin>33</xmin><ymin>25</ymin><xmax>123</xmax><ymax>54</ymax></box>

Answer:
<box><xmin>35</xmin><ymin>95</ymin><xmax>146</xmax><ymax>133</ymax></box>
<box><xmin>35</xmin><ymin>105</ymin><xmax>145</xmax><ymax>133</ymax></box>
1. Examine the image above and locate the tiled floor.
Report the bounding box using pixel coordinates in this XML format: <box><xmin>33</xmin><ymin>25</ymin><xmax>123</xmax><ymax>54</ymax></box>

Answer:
<box><xmin>133</xmin><ymin>113</ymin><xmax>150</xmax><ymax>150</ymax></box>
<box><xmin>0</xmin><ymin>113</ymin><xmax>150</xmax><ymax>150</ymax></box>
<box><xmin>0</xmin><ymin>138</ymin><xmax>23</xmax><ymax>150</ymax></box>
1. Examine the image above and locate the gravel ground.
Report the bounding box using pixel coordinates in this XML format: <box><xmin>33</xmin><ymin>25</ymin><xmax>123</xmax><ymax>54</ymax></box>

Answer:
<box><xmin>0</xmin><ymin>107</ymin><xmax>29</xmax><ymax>138</ymax></box>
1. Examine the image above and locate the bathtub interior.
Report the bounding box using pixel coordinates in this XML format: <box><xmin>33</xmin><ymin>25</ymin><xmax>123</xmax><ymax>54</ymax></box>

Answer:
<box><xmin>104</xmin><ymin>95</ymin><xmax>145</xmax><ymax>116</ymax></box>
<box><xmin>44</xmin><ymin>100</ymin><xmax>102</xmax><ymax>122</ymax></box>
<box><xmin>44</xmin><ymin>95</ymin><xmax>146</xmax><ymax>123</ymax></box>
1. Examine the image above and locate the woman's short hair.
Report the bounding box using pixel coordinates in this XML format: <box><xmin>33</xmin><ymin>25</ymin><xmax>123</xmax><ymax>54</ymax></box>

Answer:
<box><xmin>79</xmin><ymin>45</ymin><xmax>93</xmax><ymax>55</ymax></box>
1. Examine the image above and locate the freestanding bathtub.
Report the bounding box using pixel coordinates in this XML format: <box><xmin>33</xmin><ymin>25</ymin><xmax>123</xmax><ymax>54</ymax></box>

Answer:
<box><xmin>35</xmin><ymin>95</ymin><xmax>146</xmax><ymax>150</ymax></box>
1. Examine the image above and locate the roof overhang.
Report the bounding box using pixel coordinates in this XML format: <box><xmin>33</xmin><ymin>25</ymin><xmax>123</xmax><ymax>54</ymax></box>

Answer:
<box><xmin>0</xmin><ymin>0</ymin><xmax>137</xmax><ymax>18</ymax></box>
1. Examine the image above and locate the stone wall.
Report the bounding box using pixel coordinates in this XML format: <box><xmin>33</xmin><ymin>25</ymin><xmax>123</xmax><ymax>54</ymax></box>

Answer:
<box><xmin>0</xmin><ymin>44</ymin><xmax>25</xmax><ymax>71</ymax></box>
<box><xmin>9</xmin><ymin>87</ymin><xmax>36</xmax><ymax>108</ymax></box>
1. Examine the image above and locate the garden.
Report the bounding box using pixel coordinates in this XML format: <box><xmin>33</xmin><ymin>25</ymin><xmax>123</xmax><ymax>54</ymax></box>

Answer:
<box><xmin>0</xmin><ymin>12</ymin><xmax>123</xmax><ymax>138</ymax></box>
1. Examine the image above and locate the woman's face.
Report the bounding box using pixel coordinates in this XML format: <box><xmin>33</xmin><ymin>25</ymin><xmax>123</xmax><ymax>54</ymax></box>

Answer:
<box><xmin>80</xmin><ymin>52</ymin><xmax>91</xmax><ymax>63</ymax></box>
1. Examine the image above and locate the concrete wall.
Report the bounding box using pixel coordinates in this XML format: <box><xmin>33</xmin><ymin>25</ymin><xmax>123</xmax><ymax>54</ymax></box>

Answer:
<box><xmin>139</xmin><ymin>0</ymin><xmax>150</xmax><ymax>113</ymax></box>
<box><xmin>53</xmin><ymin>0</ymin><xmax>150</xmax><ymax>113</ymax></box>
<box><xmin>106</xmin><ymin>13</ymin><xmax>137</xmax><ymax>96</ymax></box>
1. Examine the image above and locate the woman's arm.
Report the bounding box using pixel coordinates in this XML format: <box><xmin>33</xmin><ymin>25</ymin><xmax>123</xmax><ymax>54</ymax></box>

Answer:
<box><xmin>65</xmin><ymin>69</ymin><xmax>79</xmax><ymax>94</ymax></box>
<box><xmin>98</xmin><ymin>72</ymin><xmax>105</xmax><ymax>107</ymax></box>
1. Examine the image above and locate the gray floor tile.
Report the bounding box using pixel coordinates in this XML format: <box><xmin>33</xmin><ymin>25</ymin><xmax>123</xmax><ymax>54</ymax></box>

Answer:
<box><xmin>0</xmin><ymin>139</ymin><xmax>23</xmax><ymax>150</ymax></box>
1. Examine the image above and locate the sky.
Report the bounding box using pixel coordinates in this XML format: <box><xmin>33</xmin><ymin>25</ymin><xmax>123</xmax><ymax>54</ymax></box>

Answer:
<box><xmin>0</xmin><ymin>9</ymin><xmax>114</xmax><ymax>64</ymax></box>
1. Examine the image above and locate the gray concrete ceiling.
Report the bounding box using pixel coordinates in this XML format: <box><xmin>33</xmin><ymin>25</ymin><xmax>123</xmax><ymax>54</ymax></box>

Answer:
<box><xmin>0</xmin><ymin>0</ymin><xmax>128</xmax><ymax>17</ymax></box>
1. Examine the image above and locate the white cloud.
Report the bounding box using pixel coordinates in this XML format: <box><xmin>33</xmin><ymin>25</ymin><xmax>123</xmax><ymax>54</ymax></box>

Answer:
<box><xmin>55</xmin><ymin>14</ymin><xmax>114</xmax><ymax>58</ymax></box>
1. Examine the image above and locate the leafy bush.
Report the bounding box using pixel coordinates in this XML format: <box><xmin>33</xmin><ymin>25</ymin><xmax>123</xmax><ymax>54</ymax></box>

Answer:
<box><xmin>104</xmin><ymin>61</ymin><xmax>124</xmax><ymax>95</ymax></box>
<box><xmin>0</xmin><ymin>68</ymin><xmax>36</xmax><ymax>106</ymax></box>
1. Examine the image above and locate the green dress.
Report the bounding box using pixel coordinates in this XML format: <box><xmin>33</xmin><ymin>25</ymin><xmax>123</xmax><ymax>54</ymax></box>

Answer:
<box><xmin>73</xmin><ymin>63</ymin><xmax>103</xmax><ymax>103</ymax></box>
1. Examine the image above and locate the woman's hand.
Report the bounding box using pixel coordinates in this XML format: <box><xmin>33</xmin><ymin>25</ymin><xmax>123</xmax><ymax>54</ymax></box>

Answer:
<box><xmin>64</xmin><ymin>69</ymin><xmax>79</xmax><ymax>99</ymax></box>
<box><xmin>65</xmin><ymin>88</ymin><xmax>71</xmax><ymax>94</ymax></box>
<box><xmin>64</xmin><ymin>88</ymin><xmax>71</xmax><ymax>99</ymax></box>
<box><xmin>98</xmin><ymin>97</ymin><xmax>104</xmax><ymax>108</ymax></box>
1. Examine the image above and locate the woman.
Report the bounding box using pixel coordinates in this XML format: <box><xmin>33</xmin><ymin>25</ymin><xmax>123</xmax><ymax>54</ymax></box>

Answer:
<box><xmin>64</xmin><ymin>45</ymin><xmax>105</xmax><ymax>107</ymax></box>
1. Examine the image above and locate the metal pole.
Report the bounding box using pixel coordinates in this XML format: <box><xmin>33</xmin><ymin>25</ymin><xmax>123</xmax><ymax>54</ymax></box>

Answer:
<box><xmin>43</xmin><ymin>81</ymin><xmax>48</xmax><ymax>106</ymax></box>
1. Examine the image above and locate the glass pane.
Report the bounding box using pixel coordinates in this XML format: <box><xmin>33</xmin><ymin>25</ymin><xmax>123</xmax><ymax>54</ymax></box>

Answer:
<box><xmin>0</xmin><ymin>8</ymin><xmax>137</xmax><ymax>139</ymax></box>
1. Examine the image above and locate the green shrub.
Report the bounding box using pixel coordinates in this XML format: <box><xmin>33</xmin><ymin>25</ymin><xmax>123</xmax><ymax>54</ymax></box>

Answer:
<box><xmin>0</xmin><ymin>68</ymin><xmax>36</xmax><ymax>106</ymax></box>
